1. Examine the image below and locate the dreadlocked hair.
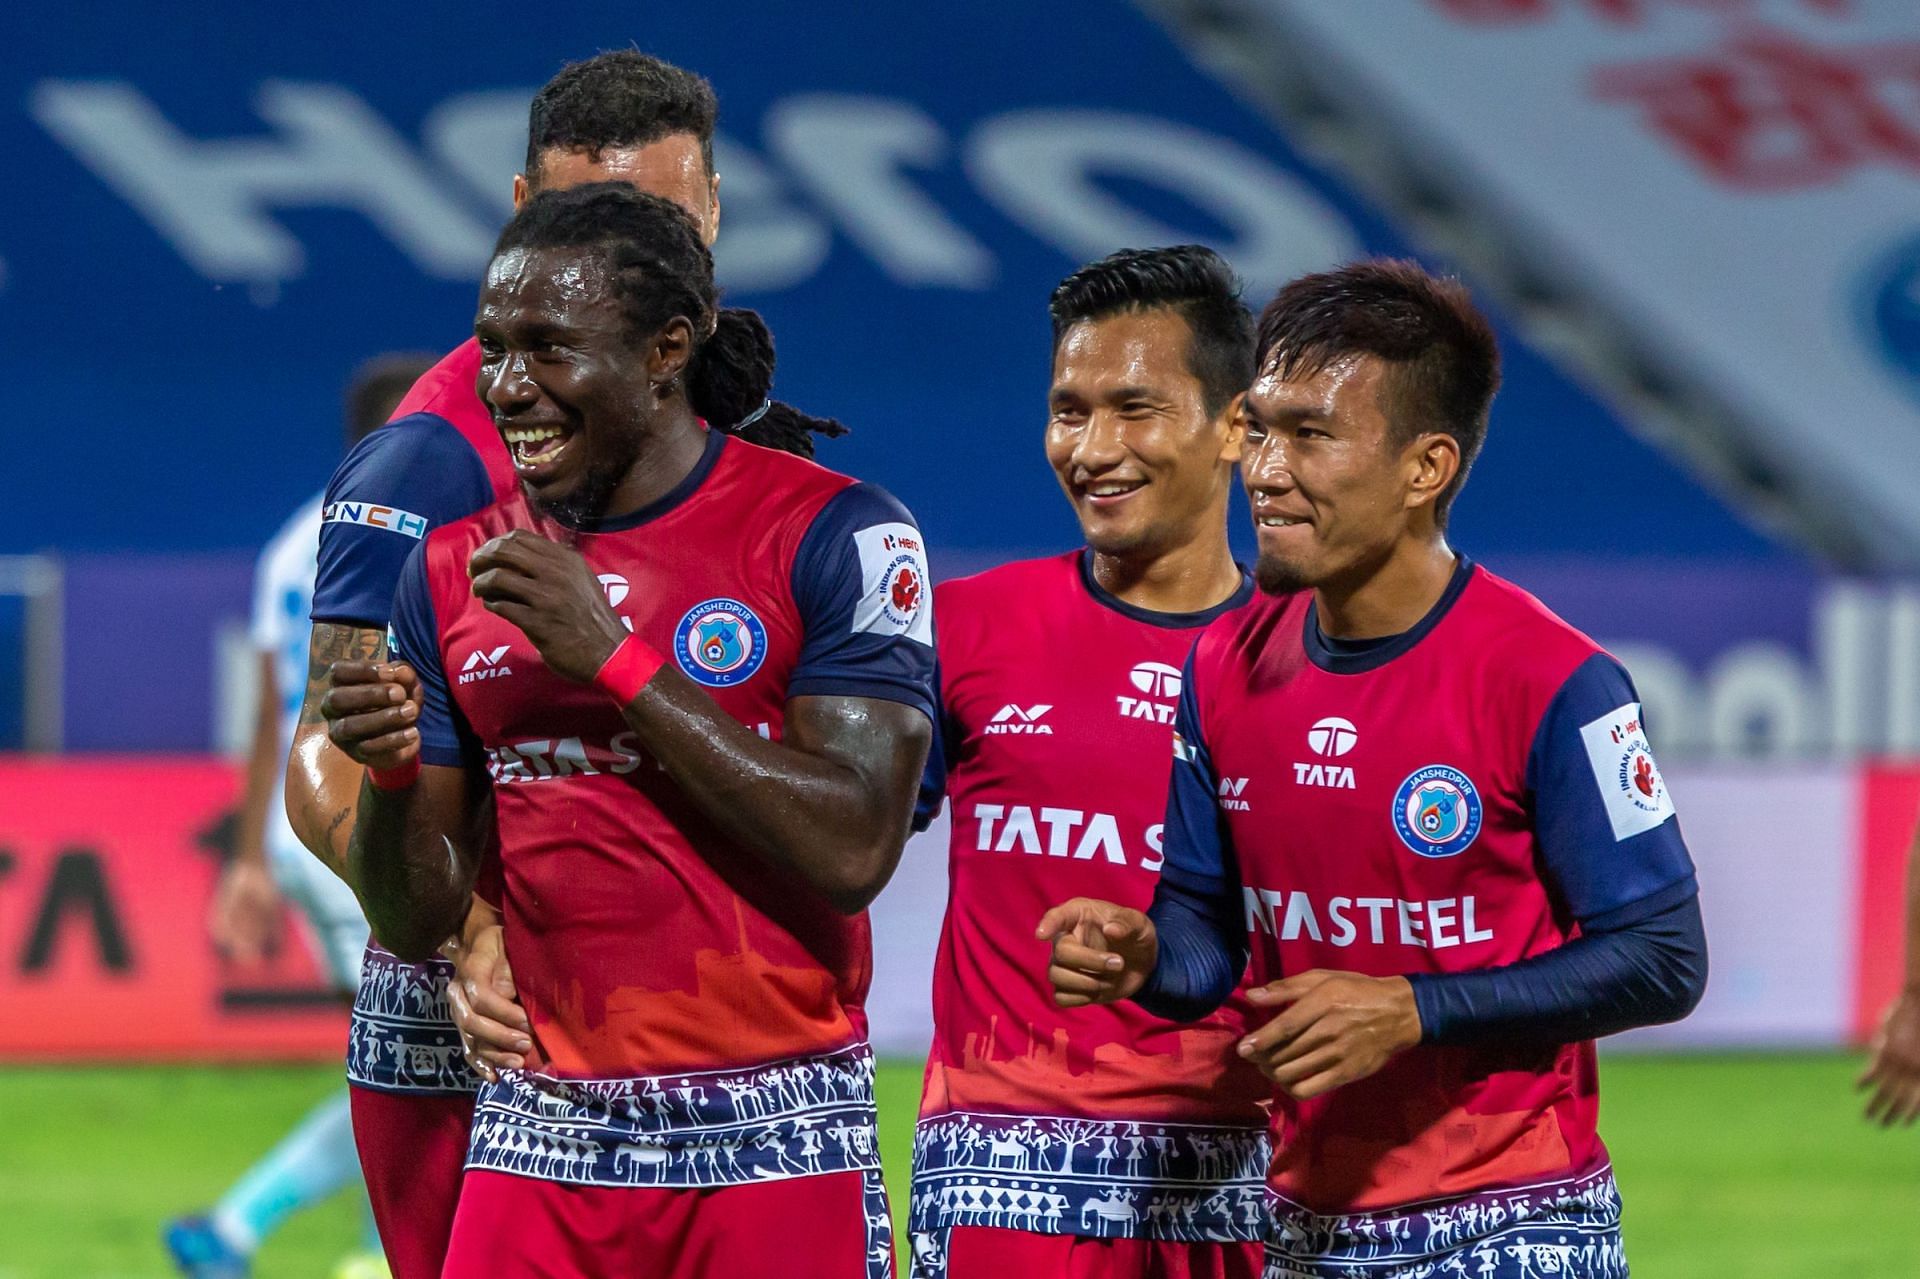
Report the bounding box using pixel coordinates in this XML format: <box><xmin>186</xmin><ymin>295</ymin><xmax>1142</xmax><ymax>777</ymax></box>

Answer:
<box><xmin>492</xmin><ymin>182</ymin><xmax>846</xmax><ymax>458</ymax></box>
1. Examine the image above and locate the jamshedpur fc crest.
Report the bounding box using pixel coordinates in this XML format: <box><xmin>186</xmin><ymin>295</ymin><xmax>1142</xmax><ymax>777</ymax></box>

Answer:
<box><xmin>673</xmin><ymin>598</ymin><xmax>769</xmax><ymax>688</ymax></box>
<box><xmin>1391</xmin><ymin>764</ymin><xmax>1483</xmax><ymax>859</ymax></box>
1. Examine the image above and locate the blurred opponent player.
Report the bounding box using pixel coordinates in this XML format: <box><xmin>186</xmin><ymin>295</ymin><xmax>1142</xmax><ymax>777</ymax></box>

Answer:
<box><xmin>1043</xmin><ymin>262</ymin><xmax>1708</xmax><ymax>1277</ymax></box>
<box><xmin>282</xmin><ymin>52</ymin><xmax>840</xmax><ymax>1279</ymax></box>
<box><xmin>165</xmin><ymin>355</ymin><xmax>429</xmax><ymax>1279</ymax></box>
<box><xmin>322</xmin><ymin>184</ymin><xmax>933</xmax><ymax>1276</ymax></box>
<box><xmin>909</xmin><ymin>247</ymin><xmax>1269</xmax><ymax>1279</ymax></box>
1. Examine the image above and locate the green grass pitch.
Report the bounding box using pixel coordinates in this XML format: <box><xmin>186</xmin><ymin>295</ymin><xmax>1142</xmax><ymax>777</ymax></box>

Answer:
<box><xmin>0</xmin><ymin>1053</ymin><xmax>1913</xmax><ymax>1277</ymax></box>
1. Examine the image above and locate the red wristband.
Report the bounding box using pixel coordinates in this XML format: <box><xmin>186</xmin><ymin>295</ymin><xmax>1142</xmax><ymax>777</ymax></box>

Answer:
<box><xmin>594</xmin><ymin>632</ymin><xmax>666</xmax><ymax>706</ymax></box>
<box><xmin>368</xmin><ymin>758</ymin><xmax>421</xmax><ymax>791</ymax></box>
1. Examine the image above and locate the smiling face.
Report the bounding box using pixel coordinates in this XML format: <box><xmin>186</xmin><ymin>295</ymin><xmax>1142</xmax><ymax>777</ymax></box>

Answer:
<box><xmin>1240</xmin><ymin>352</ymin><xmax>1458</xmax><ymax>596</ymax></box>
<box><xmin>473</xmin><ymin>244</ymin><xmax>690</xmax><ymax>520</ymax></box>
<box><xmin>1045</xmin><ymin>309</ymin><xmax>1243</xmax><ymax>563</ymax></box>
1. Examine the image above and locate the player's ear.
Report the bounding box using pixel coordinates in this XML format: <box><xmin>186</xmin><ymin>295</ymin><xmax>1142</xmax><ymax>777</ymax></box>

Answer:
<box><xmin>1403</xmin><ymin>432</ymin><xmax>1459</xmax><ymax>513</ymax></box>
<box><xmin>512</xmin><ymin>172</ymin><xmax>531</xmax><ymax>212</ymax></box>
<box><xmin>1216</xmin><ymin>392</ymin><xmax>1248</xmax><ymax>467</ymax></box>
<box><xmin>648</xmin><ymin>316</ymin><xmax>697</xmax><ymax>395</ymax></box>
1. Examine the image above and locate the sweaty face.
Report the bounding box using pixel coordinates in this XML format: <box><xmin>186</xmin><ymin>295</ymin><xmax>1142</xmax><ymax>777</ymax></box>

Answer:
<box><xmin>527</xmin><ymin>135</ymin><xmax>719</xmax><ymax>244</ymax></box>
<box><xmin>1045</xmin><ymin>310</ymin><xmax>1240</xmax><ymax>563</ymax></box>
<box><xmin>474</xmin><ymin>246</ymin><xmax>656</xmax><ymax>520</ymax></box>
<box><xmin>1241</xmin><ymin>354</ymin><xmax>1418</xmax><ymax>596</ymax></box>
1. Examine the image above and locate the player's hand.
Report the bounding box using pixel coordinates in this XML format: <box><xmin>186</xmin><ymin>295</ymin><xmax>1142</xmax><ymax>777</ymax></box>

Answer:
<box><xmin>209</xmin><ymin>860</ymin><xmax>282</xmax><ymax>963</ymax></box>
<box><xmin>1860</xmin><ymin>990</ymin><xmax>1920</xmax><ymax>1126</ymax></box>
<box><xmin>320</xmin><ymin>662</ymin><xmax>421</xmax><ymax>771</ymax></box>
<box><xmin>468</xmin><ymin>531</ymin><xmax>627</xmax><ymax>684</ymax></box>
<box><xmin>1037</xmin><ymin>897</ymin><xmax>1159</xmax><ymax>1007</ymax></box>
<box><xmin>446</xmin><ymin>921</ymin><xmax>531</xmax><ymax>1083</ymax></box>
<box><xmin>1241</xmin><ymin>970</ymin><xmax>1423</xmax><ymax>1099</ymax></box>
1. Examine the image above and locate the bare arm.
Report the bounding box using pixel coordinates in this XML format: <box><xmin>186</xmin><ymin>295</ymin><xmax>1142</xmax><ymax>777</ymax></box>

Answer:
<box><xmin>470</xmin><ymin>530</ymin><xmax>930</xmax><ymax>913</ymax></box>
<box><xmin>210</xmin><ymin>651</ymin><xmax>286</xmax><ymax>960</ymax></box>
<box><xmin>1864</xmin><ymin>816</ymin><xmax>1920</xmax><ymax>1125</ymax></box>
<box><xmin>619</xmin><ymin>684</ymin><xmax>928</xmax><ymax>913</ymax></box>
<box><xmin>323</xmin><ymin>659</ymin><xmax>489</xmax><ymax>961</ymax></box>
<box><xmin>285</xmin><ymin>622</ymin><xmax>386</xmax><ymax>881</ymax></box>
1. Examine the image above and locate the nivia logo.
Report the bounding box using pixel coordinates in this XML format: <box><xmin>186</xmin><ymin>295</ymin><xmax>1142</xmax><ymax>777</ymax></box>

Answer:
<box><xmin>598</xmin><ymin>574</ymin><xmax>630</xmax><ymax>608</ymax></box>
<box><xmin>984</xmin><ymin>704</ymin><xmax>1053</xmax><ymax>735</ymax></box>
<box><xmin>1127</xmin><ymin>662</ymin><xmax>1183</xmax><ymax>700</ymax></box>
<box><xmin>1217</xmin><ymin>776</ymin><xmax>1251</xmax><ymax>811</ymax></box>
<box><xmin>1307</xmin><ymin>716</ymin><xmax>1358</xmax><ymax>758</ymax></box>
<box><xmin>458</xmin><ymin>645</ymin><xmax>512</xmax><ymax>685</ymax></box>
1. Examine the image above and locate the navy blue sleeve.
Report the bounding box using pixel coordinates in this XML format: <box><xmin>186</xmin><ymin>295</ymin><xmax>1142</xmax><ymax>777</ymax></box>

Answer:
<box><xmin>387</xmin><ymin>543</ymin><xmax>479</xmax><ymax>770</ymax></box>
<box><xmin>1404</xmin><ymin>651</ymin><xmax>1708</xmax><ymax>1045</ymax></box>
<box><xmin>1409</xmin><ymin>893</ymin><xmax>1707</xmax><ymax>1045</ymax></box>
<box><xmin>787</xmin><ymin>483</ymin><xmax>937</xmax><ymax>725</ymax></box>
<box><xmin>1133</xmin><ymin>649</ymin><xmax>1247</xmax><ymax>1022</ymax></box>
<box><xmin>311</xmin><ymin>414</ymin><xmax>496</xmax><ymax>627</ymax></box>
<box><xmin>1528</xmin><ymin>652</ymin><xmax>1698</xmax><ymax>927</ymax></box>
<box><xmin>911</xmin><ymin>672</ymin><xmax>952</xmax><ymax>832</ymax></box>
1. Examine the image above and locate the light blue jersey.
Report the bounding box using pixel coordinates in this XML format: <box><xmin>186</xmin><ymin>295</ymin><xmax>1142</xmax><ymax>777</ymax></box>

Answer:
<box><xmin>251</xmin><ymin>493</ymin><xmax>367</xmax><ymax>990</ymax></box>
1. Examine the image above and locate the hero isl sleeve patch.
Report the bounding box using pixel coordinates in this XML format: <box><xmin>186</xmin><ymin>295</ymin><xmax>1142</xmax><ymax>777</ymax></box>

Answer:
<box><xmin>1578</xmin><ymin>701</ymin><xmax>1678</xmax><ymax>841</ymax></box>
<box><xmin>851</xmin><ymin>523</ymin><xmax>933</xmax><ymax>646</ymax></box>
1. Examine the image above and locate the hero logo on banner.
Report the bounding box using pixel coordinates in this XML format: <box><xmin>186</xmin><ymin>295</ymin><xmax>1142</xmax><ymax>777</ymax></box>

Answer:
<box><xmin>852</xmin><ymin>523</ymin><xmax>933</xmax><ymax>646</ymax></box>
<box><xmin>1580</xmin><ymin>701</ymin><xmax>1678</xmax><ymax>840</ymax></box>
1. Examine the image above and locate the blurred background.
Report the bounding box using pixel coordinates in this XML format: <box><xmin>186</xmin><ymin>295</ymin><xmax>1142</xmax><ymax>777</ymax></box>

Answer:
<box><xmin>3</xmin><ymin>0</ymin><xmax>1917</xmax><ymax>1274</ymax></box>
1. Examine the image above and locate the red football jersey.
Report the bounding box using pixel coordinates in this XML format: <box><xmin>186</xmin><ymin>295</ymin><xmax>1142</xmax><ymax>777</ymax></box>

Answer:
<box><xmin>393</xmin><ymin>430</ymin><xmax>937</xmax><ymax>1082</ymax></box>
<box><xmin>911</xmin><ymin>551</ymin><xmax>1271</xmax><ymax>1245</ymax></box>
<box><xmin>1168</xmin><ymin>560</ymin><xmax>1694</xmax><ymax>1228</ymax></box>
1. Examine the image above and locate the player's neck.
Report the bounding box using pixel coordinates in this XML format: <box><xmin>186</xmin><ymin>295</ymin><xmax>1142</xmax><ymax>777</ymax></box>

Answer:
<box><xmin>1315</xmin><ymin>536</ymin><xmax>1457</xmax><ymax>640</ymax></box>
<box><xmin>593</xmin><ymin>411</ymin><xmax>710</xmax><ymax>523</ymax></box>
<box><xmin>1089</xmin><ymin>530</ymin><xmax>1241</xmax><ymax>617</ymax></box>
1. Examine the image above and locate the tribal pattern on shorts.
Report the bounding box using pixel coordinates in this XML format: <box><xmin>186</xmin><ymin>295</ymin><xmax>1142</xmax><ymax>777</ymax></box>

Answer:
<box><xmin>1262</xmin><ymin>1164</ymin><xmax>1626</xmax><ymax>1279</ymax></box>
<box><xmin>467</xmin><ymin>1043</ymin><xmax>885</xmax><ymax>1189</ymax></box>
<box><xmin>346</xmin><ymin>947</ymin><xmax>480</xmax><ymax>1094</ymax></box>
<box><xmin>911</xmin><ymin>1112</ymin><xmax>1270</xmax><ymax>1242</ymax></box>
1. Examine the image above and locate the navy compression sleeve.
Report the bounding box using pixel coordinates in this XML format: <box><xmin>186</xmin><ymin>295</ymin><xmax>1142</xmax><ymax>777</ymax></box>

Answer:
<box><xmin>1409</xmin><ymin>892</ymin><xmax>1707</xmax><ymax>1046</ymax></box>
<box><xmin>1135</xmin><ymin>875</ymin><xmax>1247</xmax><ymax>1022</ymax></box>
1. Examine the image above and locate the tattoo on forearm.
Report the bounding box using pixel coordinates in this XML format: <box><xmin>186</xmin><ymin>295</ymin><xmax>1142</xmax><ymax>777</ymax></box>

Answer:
<box><xmin>298</xmin><ymin>624</ymin><xmax>387</xmax><ymax>724</ymax></box>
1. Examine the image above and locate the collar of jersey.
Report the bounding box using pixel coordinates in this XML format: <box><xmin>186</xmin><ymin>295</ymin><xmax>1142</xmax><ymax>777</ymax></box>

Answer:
<box><xmin>1075</xmin><ymin>548</ymin><xmax>1254</xmax><ymax>629</ymax></box>
<box><xmin>1303</xmin><ymin>554</ymin><xmax>1476</xmax><ymax>675</ymax></box>
<box><xmin>543</xmin><ymin>427</ymin><xmax>727</xmax><ymax>534</ymax></box>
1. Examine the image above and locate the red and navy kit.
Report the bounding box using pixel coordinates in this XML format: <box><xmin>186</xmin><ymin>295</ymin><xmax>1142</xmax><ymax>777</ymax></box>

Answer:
<box><xmin>315</xmin><ymin>340</ymin><xmax>512</xmax><ymax>1102</ymax></box>
<box><xmin>389</xmin><ymin>428</ymin><xmax>935</xmax><ymax>1278</ymax></box>
<box><xmin>910</xmin><ymin>552</ymin><xmax>1270</xmax><ymax>1277</ymax></box>
<box><xmin>1154</xmin><ymin>559</ymin><xmax>1699</xmax><ymax>1278</ymax></box>
<box><xmin>310</xmin><ymin>339</ymin><xmax>513</xmax><ymax>1278</ymax></box>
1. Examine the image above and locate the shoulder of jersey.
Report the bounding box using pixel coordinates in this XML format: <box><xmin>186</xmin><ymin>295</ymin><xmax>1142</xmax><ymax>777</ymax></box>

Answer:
<box><xmin>1193</xmin><ymin>584</ymin><xmax>1298</xmax><ymax>667</ymax></box>
<box><xmin>934</xmin><ymin>550</ymin><xmax>1080</xmax><ymax>611</ymax></box>
<box><xmin>1457</xmin><ymin>566</ymin><xmax>1605</xmax><ymax>681</ymax></box>
<box><xmin>388</xmin><ymin>340</ymin><xmax>516</xmax><ymax>498</ymax></box>
<box><xmin>932</xmin><ymin>551</ymin><xmax>1082</xmax><ymax>649</ymax></box>
<box><xmin>713</xmin><ymin>432</ymin><xmax>861</xmax><ymax>505</ymax></box>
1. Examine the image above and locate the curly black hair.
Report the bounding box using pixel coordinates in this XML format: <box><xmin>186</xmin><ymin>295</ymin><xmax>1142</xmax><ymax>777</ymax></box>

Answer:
<box><xmin>494</xmin><ymin>182</ymin><xmax>845</xmax><ymax>457</ymax></box>
<box><xmin>526</xmin><ymin>50</ymin><xmax>718</xmax><ymax>184</ymax></box>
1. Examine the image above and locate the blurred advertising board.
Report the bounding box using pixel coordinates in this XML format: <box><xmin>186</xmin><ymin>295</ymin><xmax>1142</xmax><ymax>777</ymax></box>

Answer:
<box><xmin>0</xmin><ymin>755</ymin><xmax>1903</xmax><ymax>1060</ymax></box>
<box><xmin>0</xmin><ymin>758</ymin><xmax>346</xmax><ymax>1060</ymax></box>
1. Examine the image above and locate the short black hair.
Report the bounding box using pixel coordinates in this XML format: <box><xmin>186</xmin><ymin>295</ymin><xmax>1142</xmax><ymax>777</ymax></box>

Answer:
<box><xmin>493</xmin><ymin>183</ymin><xmax>844</xmax><ymax>456</ymax></box>
<box><xmin>1256</xmin><ymin>259</ymin><xmax>1499</xmax><ymax>524</ymax></box>
<box><xmin>525</xmin><ymin>50</ymin><xmax>718</xmax><ymax>185</ymax></box>
<box><xmin>1048</xmin><ymin>245</ymin><xmax>1255</xmax><ymax>417</ymax></box>
<box><xmin>344</xmin><ymin>353</ymin><xmax>436</xmax><ymax>448</ymax></box>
